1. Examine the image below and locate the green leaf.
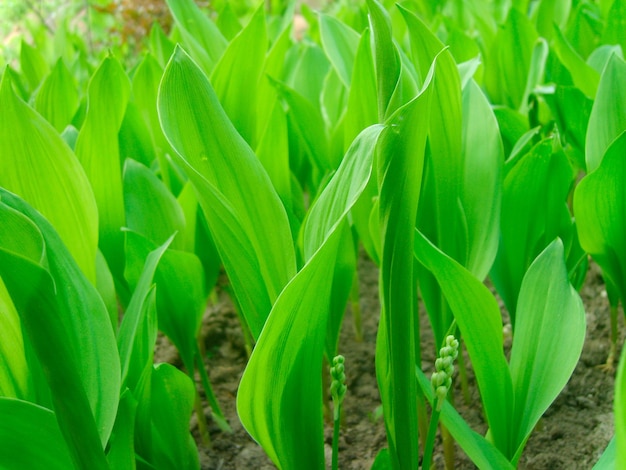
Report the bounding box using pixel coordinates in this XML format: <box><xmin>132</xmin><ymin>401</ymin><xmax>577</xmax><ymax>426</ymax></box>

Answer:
<box><xmin>148</xmin><ymin>363</ymin><xmax>200</xmax><ymax>470</ymax></box>
<box><xmin>119</xmin><ymin>102</ymin><xmax>157</xmax><ymax>167</ymax></box>
<box><xmin>585</xmin><ymin>53</ymin><xmax>626</xmax><ymax>172</ymax></box>
<box><xmin>75</xmin><ymin>54</ymin><xmax>130</xmax><ymax>280</ymax></box>
<box><xmin>123</xmin><ymin>159</ymin><xmax>186</xmax><ymax>250</ymax></box>
<box><xmin>319</xmin><ymin>13</ymin><xmax>360</xmax><ymax>88</ymax></box>
<box><xmin>238</xmin><ymin>124</ymin><xmax>384</xmax><ymax>469</ymax></box>
<box><xmin>19</xmin><ymin>40</ymin><xmax>49</xmax><ymax>93</ymax></box>
<box><xmin>345</xmin><ymin>29</ymin><xmax>379</xmax><ymax>262</ymax></box>
<box><xmin>375</xmin><ymin>67</ymin><xmax>435</xmax><ymax>469</ymax></box>
<box><xmin>34</xmin><ymin>58</ymin><xmax>80</xmax><ymax>132</ymax></box>
<box><xmin>0</xmin><ymin>398</ymin><xmax>74</xmax><ymax>470</ymax></box>
<box><xmin>118</xmin><ymin>233</ymin><xmax>172</xmax><ymax>390</ymax></box>
<box><xmin>574</xmin><ymin>132</ymin><xmax>626</xmax><ymax>303</ymax></box>
<box><xmin>106</xmin><ymin>390</ymin><xmax>137</xmax><ymax>469</ymax></box>
<box><xmin>0</xmin><ymin>279</ymin><xmax>30</xmax><ymax>399</ymax></box>
<box><xmin>508</xmin><ymin>239</ymin><xmax>586</xmax><ymax>462</ymax></box>
<box><xmin>0</xmin><ymin>69</ymin><xmax>99</xmax><ymax>283</ymax></box>
<box><xmin>366</xmin><ymin>0</ymin><xmax>401</xmax><ymax>120</ymax></box>
<box><xmin>165</xmin><ymin>0</ymin><xmax>227</xmax><ymax>75</ymax></box>
<box><xmin>491</xmin><ymin>138</ymin><xmax>573</xmax><ymax>323</ymax></box>
<box><xmin>616</xmin><ymin>345</ymin><xmax>626</xmax><ymax>468</ymax></box>
<box><xmin>211</xmin><ymin>4</ymin><xmax>267</xmax><ymax>146</ymax></box>
<box><xmin>149</xmin><ymin>22</ymin><xmax>176</xmax><ymax>68</ymax></box>
<box><xmin>414</xmin><ymin>229</ymin><xmax>514</xmax><ymax>457</ymax></box>
<box><xmin>551</xmin><ymin>25</ymin><xmax>600</xmax><ymax>98</ymax></box>
<box><xmin>158</xmin><ymin>46</ymin><xmax>296</xmax><ymax>338</ymax></box>
<box><xmin>603</xmin><ymin>0</ymin><xmax>626</xmax><ymax>56</ymax></box>
<box><xmin>461</xmin><ymin>80</ymin><xmax>504</xmax><ymax>279</ymax></box>
<box><xmin>484</xmin><ymin>8</ymin><xmax>538</xmax><ymax>109</ymax></box>
<box><xmin>416</xmin><ymin>369</ymin><xmax>515</xmax><ymax>470</ymax></box>
<box><xmin>0</xmin><ymin>190</ymin><xmax>120</xmax><ymax>469</ymax></box>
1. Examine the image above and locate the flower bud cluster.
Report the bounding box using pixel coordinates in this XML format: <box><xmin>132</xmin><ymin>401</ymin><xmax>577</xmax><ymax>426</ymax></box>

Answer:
<box><xmin>430</xmin><ymin>335</ymin><xmax>459</xmax><ymax>411</ymax></box>
<box><xmin>330</xmin><ymin>355</ymin><xmax>347</xmax><ymax>405</ymax></box>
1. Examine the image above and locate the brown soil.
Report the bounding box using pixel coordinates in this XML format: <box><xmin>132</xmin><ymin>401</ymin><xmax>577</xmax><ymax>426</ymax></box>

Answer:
<box><xmin>154</xmin><ymin>253</ymin><xmax>622</xmax><ymax>469</ymax></box>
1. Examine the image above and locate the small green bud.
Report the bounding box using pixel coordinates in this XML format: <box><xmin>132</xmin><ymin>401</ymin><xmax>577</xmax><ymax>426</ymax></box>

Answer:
<box><xmin>431</xmin><ymin>335</ymin><xmax>459</xmax><ymax>409</ymax></box>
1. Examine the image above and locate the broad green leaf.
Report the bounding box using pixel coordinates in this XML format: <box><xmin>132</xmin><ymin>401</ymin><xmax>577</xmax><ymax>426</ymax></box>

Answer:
<box><xmin>603</xmin><ymin>0</ymin><xmax>626</xmax><ymax>56</ymax></box>
<box><xmin>256</xmin><ymin>101</ymin><xmax>297</xmax><ymax>237</ymax></box>
<box><xmin>543</xmin><ymin>85</ymin><xmax>593</xmax><ymax>169</ymax></box>
<box><xmin>216</xmin><ymin>2</ymin><xmax>242</xmax><ymax>40</ymax></box>
<box><xmin>34</xmin><ymin>58</ymin><xmax>79</xmax><ymax>132</ymax></box>
<box><xmin>461</xmin><ymin>80</ymin><xmax>504</xmax><ymax>279</ymax></box>
<box><xmin>585</xmin><ymin>53</ymin><xmax>626</xmax><ymax>172</ymax></box>
<box><xmin>345</xmin><ymin>29</ymin><xmax>379</xmax><ymax>262</ymax></box>
<box><xmin>211</xmin><ymin>4</ymin><xmax>267</xmax><ymax>146</ymax></box>
<box><xmin>256</xmin><ymin>21</ymin><xmax>292</xmax><ymax>140</ymax></box>
<box><xmin>319</xmin><ymin>13</ymin><xmax>360</xmax><ymax>88</ymax></box>
<box><xmin>575</xmin><ymin>132</ymin><xmax>626</xmax><ymax>304</ymax></box>
<box><xmin>414</xmin><ymin>229</ymin><xmax>514</xmax><ymax>457</ymax></box>
<box><xmin>508</xmin><ymin>239</ymin><xmax>585</xmax><ymax>462</ymax></box>
<box><xmin>238</xmin><ymin>124</ymin><xmax>384</xmax><ymax>469</ymax></box>
<box><xmin>493</xmin><ymin>106</ymin><xmax>530</xmax><ymax>158</ymax></box>
<box><xmin>0</xmin><ymin>69</ymin><xmax>98</xmax><ymax>283</ymax></box>
<box><xmin>106</xmin><ymin>390</ymin><xmax>137</xmax><ymax>469</ymax></box>
<box><xmin>565</xmin><ymin>2</ymin><xmax>602</xmax><ymax>59</ymax></box>
<box><xmin>375</xmin><ymin>68</ymin><xmax>434</xmax><ymax>470</ymax></box>
<box><xmin>0</xmin><ymin>278</ymin><xmax>30</xmax><ymax>399</ymax></box>
<box><xmin>484</xmin><ymin>9</ymin><xmax>538</xmax><ymax>109</ymax></box>
<box><xmin>118</xmin><ymin>234</ymin><xmax>172</xmax><ymax>390</ymax></box>
<box><xmin>123</xmin><ymin>159</ymin><xmax>186</xmax><ymax>251</ymax></box>
<box><xmin>0</xmin><ymin>190</ymin><xmax>119</xmax><ymax>468</ymax></box>
<box><xmin>587</xmin><ymin>45</ymin><xmax>624</xmax><ymax>74</ymax></box>
<box><xmin>119</xmin><ymin>102</ymin><xmax>157</xmax><ymax>167</ymax></box>
<box><xmin>131</xmin><ymin>53</ymin><xmax>181</xmax><ymax>193</ymax></box>
<box><xmin>416</xmin><ymin>369</ymin><xmax>515</xmax><ymax>470</ymax></box>
<box><xmin>366</xmin><ymin>0</ymin><xmax>401</xmax><ymax>120</ymax></box>
<box><xmin>519</xmin><ymin>38</ymin><xmax>549</xmax><ymax>115</ymax></box>
<box><xmin>165</xmin><ymin>0</ymin><xmax>227</xmax><ymax>75</ymax></box>
<box><xmin>148</xmin><ymin>363</ymin><xmax>200</xmax><ymax>470</ymax></box>
<box><xmin>491</xmin><ymin>138</ymin><xmax>573</xmax><ymax>323</ymax></box>
<box><xmin>149</xmin><ymin>22</ymin><xmax>176</xmax><ymax>68</ymax></box>
<box><xmin>20</xmin><ymin>40</ymin><xmax>49</xmax><ymax>93</ymax></box>
<box><xmin>551</xmin><ymin>26</ymin><xmax>600</xmax><ymax>98</ymax></box>
<box><xmin>285</xmin><ymin>42</ymin><xmax>330</xmax><ymax>108</ymax></box>
<box><xmin>158</xmin><ymin>46</ymin><xmax>296</xmax><ymax>338</ymax></box>
<box><xmin>75</xmin><ymin>55</ymin><xmax>130</xmax><ymax>280</ymax></box>
<box><xmin>96</xmin><ymin>249</ymin><xmax>118</xmax><ymax>332</ymax></box>
<box><xmin>0</xmin><ymin>398</ymin><xmax>73</xmax><ymax>470</ymax></box>
<box><xmin>532</xmin><ymin>0</ymin><xmax>571</xmax><ymax>40</ymax></box>
<box><xmin>401</xmin><ymin>6</ymin><xmax>464</xmax><ymax>266</ymax></box>
<box><xmin>271</xmin><ymin>76</ymin><xmax>331</xmax><ymax>178</ymax></box>
<box><xmin>124</xmin><ymin>230</ymin><xmax>206</xmax><ymax>378</ymax></box>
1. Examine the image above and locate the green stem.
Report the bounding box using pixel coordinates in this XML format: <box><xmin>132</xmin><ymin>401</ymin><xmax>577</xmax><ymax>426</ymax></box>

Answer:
<box><xmin>195</xmin><ymin>343</ymin><xmax>232</xmax><ymax>433</ymax></box>
<box><xmin>457</xmin><ymin>340</ymin><xmax>471</xmax><ymax>405</ymax></box>
<box><xmin>351</xmin><ymin>268</ymin><xmax>363</xmax><ymax>342</ymax></box>
<box><xmin>332</xmin><ymin>402</ymin><xmax>341</xmax><ymax>470</ymax></box>
<box><xmin>422</xmin><ymin>405</ymin><xmax>440</xmax><ymax>470</ymax></box>
<box><xmin>441</xmin><ymin>422</ymin><xmax>455</xmax><ymax>470</ymax></box>
<box><xmin>193</xmin><ymin>389</ymin><xmax>211</xmax><ymax>447</ymax></box>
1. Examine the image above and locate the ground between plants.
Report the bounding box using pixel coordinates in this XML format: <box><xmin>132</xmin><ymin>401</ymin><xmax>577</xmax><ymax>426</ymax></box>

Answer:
<box><xmin>154</xmin><ymin>253</ymin><xmax>622</xmax><ymax>469</ymax></box>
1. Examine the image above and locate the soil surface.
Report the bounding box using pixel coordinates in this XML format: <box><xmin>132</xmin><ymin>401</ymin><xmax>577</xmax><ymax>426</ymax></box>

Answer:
<box><xmin>154</xmin><ymin>253</ymin><xmax>623</xmax><ymax>469</ymax></box>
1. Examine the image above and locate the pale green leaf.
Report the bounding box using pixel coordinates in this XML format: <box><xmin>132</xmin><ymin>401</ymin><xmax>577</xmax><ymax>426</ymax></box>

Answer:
<box><xmin>0</xmin><ymin>398</ymin><xmax>73</xmax><ymax>470</ymax></box>
<box><xmin>158</xmin><ymin>46</ymin><xmax>296</xmax><ymax>338</ymax></box>
<box><xmin>508</xmin><ymin>239</ymin><xmax>586</xmax><ymax>462</ymax></box>
<box><xmin>75</xmin><ymin>55</ymin><xmax>130</xmax><ymax>279</ymax></box>
<box><xmin>585</xmin><ymin>53</ymin><xmax>626</xmax><ymax>172</ymax></box>
<box><xmin>0</xmin><ymin>69</ymin><xmax>99</xmax><ymax>283</ymax></box>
